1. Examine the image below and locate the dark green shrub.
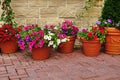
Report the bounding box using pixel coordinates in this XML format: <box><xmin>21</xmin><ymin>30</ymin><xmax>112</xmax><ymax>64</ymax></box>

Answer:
<box><xmin>102</xmin><ymin>0</ymin><xmax>120</xmax><ymax>23</ymax></box>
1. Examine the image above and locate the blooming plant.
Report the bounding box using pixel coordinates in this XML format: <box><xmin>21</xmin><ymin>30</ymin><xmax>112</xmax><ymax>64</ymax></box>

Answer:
<box><xmin>0</xmin><ymin>24</ymin><xmax>18</xmax><ymax>42</ymax></box>
<box><xmin>60</xmin><ymin>20</ymin><xmax>79</xmax><ymax>37</ymax></box>
<box><xmin>18</xmin><ymin>24</ymin><xmax>63</xmax><ymax>50</ymax></box>
<box><xmin>78</xmin><ymin>26</ymin><xmax>106</xmax><ymax>43</ymax></box>
<box><xmin>96</xmin><ymin>18</ymin><xmax>120</xmax><ymax>29</ymax></box>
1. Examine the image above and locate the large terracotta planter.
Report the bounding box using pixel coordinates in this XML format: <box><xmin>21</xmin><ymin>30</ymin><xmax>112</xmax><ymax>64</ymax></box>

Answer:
<box><xmin>81</xmin><ymin>38</ymin><xmax>101</xmax><ymax>57</ymax></box>
<box><xmin>32</xmin><ymin>47</ymin><xmax>51</xmax><ymax>60</ymax></box>
<box><xmin>58</xmin><ymin>36</ymin><xmax>75</xmax><ymax>53</ymax></box>
<box><xmin>1</xmin><ymin>40</ymin><xmax>18</xmax><ymax>54</ymax></box>
<box><xmin>105</xmin><ymin>27</ymin><xmax>120</xmax><ymax>55</ymax></box>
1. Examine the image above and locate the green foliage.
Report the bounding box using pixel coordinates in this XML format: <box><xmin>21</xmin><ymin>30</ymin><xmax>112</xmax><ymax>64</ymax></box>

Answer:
<box><xmin>102</xmin><ymin>0</ymin><xmax>120</xmax><ymax>23</ymax></box>
<box><xmin>78</xmin><ymin>26</ymin><xmax>106</xmax><ymax>43</ymax></box>
<box><xmin>0</xmin><ymin>0</ymin><xmax>17</xmax><ymax>27</ymax></box>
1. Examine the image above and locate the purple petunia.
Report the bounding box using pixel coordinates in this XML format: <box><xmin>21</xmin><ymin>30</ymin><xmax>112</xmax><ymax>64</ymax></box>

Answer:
<box><xmin>96</xmin><ymin>21</ymin><xmax>101</xmax><ymax>25</ymax></box>
<box><xmin>107</xmin><ymin>19</ymin><xmax>112</xmax><ymax>23</ymax></box>
<box><xmin>81</xmin><ymin>29</ymin><xmax>87</xmax><ymax>33</ymax></box>
<box><xmin>25</xmin><ymin>36</ymin><xmax>30</xmax><ymax>42</ymax></box>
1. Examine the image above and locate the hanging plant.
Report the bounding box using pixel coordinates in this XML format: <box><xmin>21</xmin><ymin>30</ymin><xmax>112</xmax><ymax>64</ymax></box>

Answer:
<box><xmin>0</xmin><ymin>0</ymin><xmax>17</xmax><ymax>27</ymax></box>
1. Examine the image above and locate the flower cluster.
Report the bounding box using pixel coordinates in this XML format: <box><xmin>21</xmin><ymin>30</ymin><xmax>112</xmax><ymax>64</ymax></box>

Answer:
<box><xmin>96</xmin><ymin>18</ymin><xmax>120</xmax><ymax>29</ymax></box>
<box><xmin>17</xmin><ymin>24</ymin><xmax>64</xmax><ymax>50</ymax></box>
<box><xmin>60</xmin><ymin>20</ymin><xmax>79</xmax><ymax>37</ymax></box>
<box><xmin>78</xmin><ymin>26</ymin><xmax>106</xmax><ymax>43</ymax></box>
<box><xmin>0</xmin><ymin>24</ymin><xmax>18</xmax><ymax>42</ymax></box>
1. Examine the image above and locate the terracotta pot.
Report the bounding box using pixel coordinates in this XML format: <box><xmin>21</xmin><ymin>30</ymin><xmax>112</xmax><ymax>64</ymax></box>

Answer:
<box><xmin>1</xmin><ymin>40</ymin><xmax>18</xmax><ymax>54</ymax></box>
<box><xmin>32</xmin><ymin>47</ymin><xmax>51</xmax><ymax>60</ymax></box>
<box><xmin>105</xmin><ymin>27</ymin><xmax>120</xmax><ymax>54</ymax></box>
<box><xmin>81</xmin><ymin>38</ymin><xmax>101</xmax><ymax>57</ymax></box>
<box><xmin>0</xmin><ymin>42</ymin><xmax>2</xmax><ymax>48</ymax></box>
<box><xmin>58</xmin><ymin>36</ymin><xmax>75</xmax><ymax>53</ymax></box>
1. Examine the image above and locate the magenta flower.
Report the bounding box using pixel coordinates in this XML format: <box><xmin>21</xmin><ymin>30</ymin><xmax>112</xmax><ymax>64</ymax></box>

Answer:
<box><xmin>72</xmin><ymin>26</ymin><xmax>79</xmax><ymax>32</ymax></box>
<box><xmin>44</xmin><ymin>25</ymin><xmax>49</xmax><ymax>29</ymax></box>
<box><xmin>39</xmin><ymin>30</ymin><xmax>44</xmax><ymax>37</ymax></box>
<box><xmin>62</xmin><ymin>20</ymin><xmax>73</xmax><ymax>26</ymax></box>
<box><xmin>34</xmin><ymin>44</ymin><xmax>39</xmax><ymax>48</ymax></box>
<box><xmin>71</xmin><ymin>31</ymin><xmax>74</xmax><ymax>35</ymax></box>
<box><xmin>62</xmin><ymin>25</ymin><xmax>68</xmax><ymax>30</ymax></box>
<box><xmin>39</xmin><ymin>40</ymin><xmax>44</xmax><ymax>48</ymax></box>
<box><xmin>25</xmin><ymin>36</ymin><xmax>30</xmax><ymax>42</ymax></box>
<box><xmin>33</xmin><ymin>32</ymin><xmax>38</xmax><ymax>35</ymax></box>
<box><xmin>20</xmin><ymin>42</ymin><xmax>25</xmax><ymax>50</ymax></box>
<box><xmin>23</xmin><ymin>27</ymin><xmax>28</xmax><ymax>31</ymax></box>
<box><xmin>17</xmin><ymin>34</ymin><xmax>21</xmax><ymax>39</ymax></box>
<box><xmin>49</xmin><ymin>24</ymin><xmax>54</xmax><ymax>29</ymax></box>
<box><xmin>28</xmin><ymin>42</ymin><xmax>34</xmax><ymax>50</ymax></box>
<box><xmin>20</xmin><ymin>45</ymin><xmax>25</xmax><ymax>50</ymax></box>
<box><xmin>82</xmin><ymin>29</ymin><xmax>87</xmax><ymax>33</ymax></box>
<box><xmin>59</xmin><ymin>34</ymin><xmax>67</xmax><ymax>39</ymax></box>
<box><xmin>35</xmin><ymin>36</ymin><xmax>40</xmax><ymax>40</ymax></box>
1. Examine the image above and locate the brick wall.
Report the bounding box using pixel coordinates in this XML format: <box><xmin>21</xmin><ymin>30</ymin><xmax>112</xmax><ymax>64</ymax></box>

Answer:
<box><xmin>0</xmin><ymin>0</ymin><xmax>103</xmax><ymax>27</ymax></box>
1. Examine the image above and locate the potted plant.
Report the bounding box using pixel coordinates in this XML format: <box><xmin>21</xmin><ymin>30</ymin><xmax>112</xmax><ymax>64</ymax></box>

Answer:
<box><xmin>0</xmin><ymin>24</ymin><xmax>19</xmax><ymax>54</ymax></box>
<box><xmin>96</xmin><ymin>0</ymin><xmax>120</xmax><ymax>54</ymax></box>
<box><xmin>78</xmin><ymin>26</ymin><xmax>106</xmax><ymax>57</ymax></box>
<box><xmin>17</xmin><ymin>24</ymin><xmax>62</xmax><ymax>60</ymax></box>
<box><xmin>58</xmin><ymin>20</ymin><xmax>79</xmax><ymax>53</ymax></box>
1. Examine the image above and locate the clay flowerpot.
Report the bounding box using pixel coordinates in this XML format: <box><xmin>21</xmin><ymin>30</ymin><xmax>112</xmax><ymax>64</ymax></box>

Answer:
<box><xmin>58</xmin><ymin>36</ymin><xmax>75</xmax><ymax>53</ymax></box>
<box><xmin>105</xmin><ymin>27</ymin><xmax>120</xmax><ymax>55</ymax></box>
<box><xmin>0</xmin><ymin>42</ymin><xmax>2</xmax><ymax>48</ymax></box>
<box><xmin>1</xmin><ymin>40</ymin><xmax>18</xmax><ymax>54</ymax></box>
<box><xmin>81</xmin><ymin>38</ymin><xmax>101</xmax><ymax>57</ymax></box>
<box><xmin>32</xmin><ymin>47</ymin><xmax>51</xmax><ymax>60</ymax></box>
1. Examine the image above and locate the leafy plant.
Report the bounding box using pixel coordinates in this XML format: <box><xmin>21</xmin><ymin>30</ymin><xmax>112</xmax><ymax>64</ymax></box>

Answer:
<box><xmin>78</xmin><ymin>26</ymin><xmax>106</xmax><ymax>43</ymax></box>
<box><xmin>100</xmin><ymin>0</ymin><xmax>120</xmax><ymax>29</ymax></box>
<box><xmin>17</xmin><ymin>24</ymin><xmax>64</xmax><ymax>50</ymax></box>
<box><xmin>0</xmin><ymin>24</ymin><xmax>18</xmax><ymax>42</ymax></box>
<box><xmin>0</xmin><ymin>0</ymin><xmax>17</xmax><ymax>27</ymax></box>
<box><xmin>60</xmin><ymin>20</ymin><xmax>79</xmax><ymax>37</ymax></box>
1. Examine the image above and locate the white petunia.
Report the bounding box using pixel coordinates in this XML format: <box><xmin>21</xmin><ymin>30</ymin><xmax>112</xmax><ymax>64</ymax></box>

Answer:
<box><xmin>48</xmin><ymin>41</ymin><xmax>53</xmax><ymax>47</ymax></box>
<box><xmin>48</xmin><ymin>31</ymin><xmax>54</xmax><ymax>36</ymax></box>
<box><xmin>48</xmin><ymin>36</ymin><xmax>52</xmax><ymax>40</ymax></box>
<box><xmin>44</xmin><ymin>35</ymin><xmax>48</xmax><ymax>40</ymax></box>
<box><xmin>54</xmin><ymin>27</ymin><xmax>58</xmax><ymax>30</ymax></box>
<box><xmin>57</xmin><ymin>39</ymin><xmax>61</xmax><ymax>45</ymax></box>
<box><xmin>61</xmin><ymin>38</ymin><xmax>67</xmax><ymax>42</ymax></box>
<box><xmin>53</xmin><ymin>44</ymin><xmax>56</xmax><ymax>48</ymax></box>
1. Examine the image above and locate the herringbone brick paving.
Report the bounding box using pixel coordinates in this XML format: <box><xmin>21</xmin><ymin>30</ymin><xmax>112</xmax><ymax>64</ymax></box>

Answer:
<box><xmin>0</xmin><ymin>49</ymin><xmax>120</xmax><ymax>80</ymax></box>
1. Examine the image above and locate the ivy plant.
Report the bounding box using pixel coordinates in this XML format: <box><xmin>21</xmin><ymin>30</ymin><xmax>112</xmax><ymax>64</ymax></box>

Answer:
<box><xmin>0</xmin><ymin>0</ymin><xmax>17</xmax><ymax>27</ymax></box>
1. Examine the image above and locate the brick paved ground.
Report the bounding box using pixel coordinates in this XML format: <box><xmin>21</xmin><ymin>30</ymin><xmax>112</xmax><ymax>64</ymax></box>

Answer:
<box><xmin>0</xmin><ymin>48</ymin><xmax>120</xmax><ymax>80</ymax></box>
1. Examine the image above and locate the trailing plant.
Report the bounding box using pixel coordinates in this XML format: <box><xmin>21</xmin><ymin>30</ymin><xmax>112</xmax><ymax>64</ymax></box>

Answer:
<box><xmin>0</xmin><ymin>0</ymin><xmax>17</xmax><ymax>27</ymax></box>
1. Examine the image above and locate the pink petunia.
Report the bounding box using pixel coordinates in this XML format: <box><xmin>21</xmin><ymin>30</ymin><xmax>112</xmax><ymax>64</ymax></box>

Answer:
<box><xmin>39</xmin><ymin>40</ymin><xmax>44</xmax><ymax>48</ymax></box>
<box><xmin>49</xmin><ymin>24</ymin><xmax>55</xmax><ymax>29</ymax></box>
<box><xmin>59</xmin><ymin>34</ymin><xmax>67</xmax><ymax>39</ymax></box>
<box><xmin>44</xmin><ymin>25</ymin><xmax>49</xmax><ymax>29</ymax></box>
<box><xmin>17</xmin><ymin>34</ymin><xmax>21</xmax><ymax>39</ymax></box>
<box><xmin>39</xmin><ymin>30</ymin><xmax>44</xmax><ymax>37</ymax></box>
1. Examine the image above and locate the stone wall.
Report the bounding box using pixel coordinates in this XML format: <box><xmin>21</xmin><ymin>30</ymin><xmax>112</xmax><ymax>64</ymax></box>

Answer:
<box><xmin>0</xmin><ymin>0</ymin><xmax>103</xmax><ymax>27</ymax></box>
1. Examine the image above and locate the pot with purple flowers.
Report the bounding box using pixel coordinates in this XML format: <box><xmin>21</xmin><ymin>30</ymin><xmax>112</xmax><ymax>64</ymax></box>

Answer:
<box><xmin>17</xmin><ymin>24</ymin><xmax>62</xmax><ymax>60</ymax></box>
<box><xmin>96</xmin><ymin>18</ymin><xmax>120</xmax><ymax>55</ymax></box>
<box><xmin>58</xmin><ymin>20</ymin><xmax>79</xmax><ymax>53</ymax></box>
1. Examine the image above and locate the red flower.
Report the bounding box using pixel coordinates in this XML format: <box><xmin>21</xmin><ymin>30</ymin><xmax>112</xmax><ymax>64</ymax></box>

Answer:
<box><xmin>100</xmin><ymin>30</ymin><xmax>104</xmax><ymax>34</ymax></box>
<box><xmin>94</xmin><ymin>35</ymin><xmax>98</xmax><ymax>40</ymax></box>
<box><xmin>87</xmin><ymin>32</ymin><xmax>93</xmax><ymax>37</ymax></box>
<box><xmin>17</xmin><ymin>27</ymin><xmax>22</xmax><ymax>32</ymax></box>
<box><xmin>93</xmin><ymin>26</ymin><xmax>98</xmax><ymax>31</ymax></box>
